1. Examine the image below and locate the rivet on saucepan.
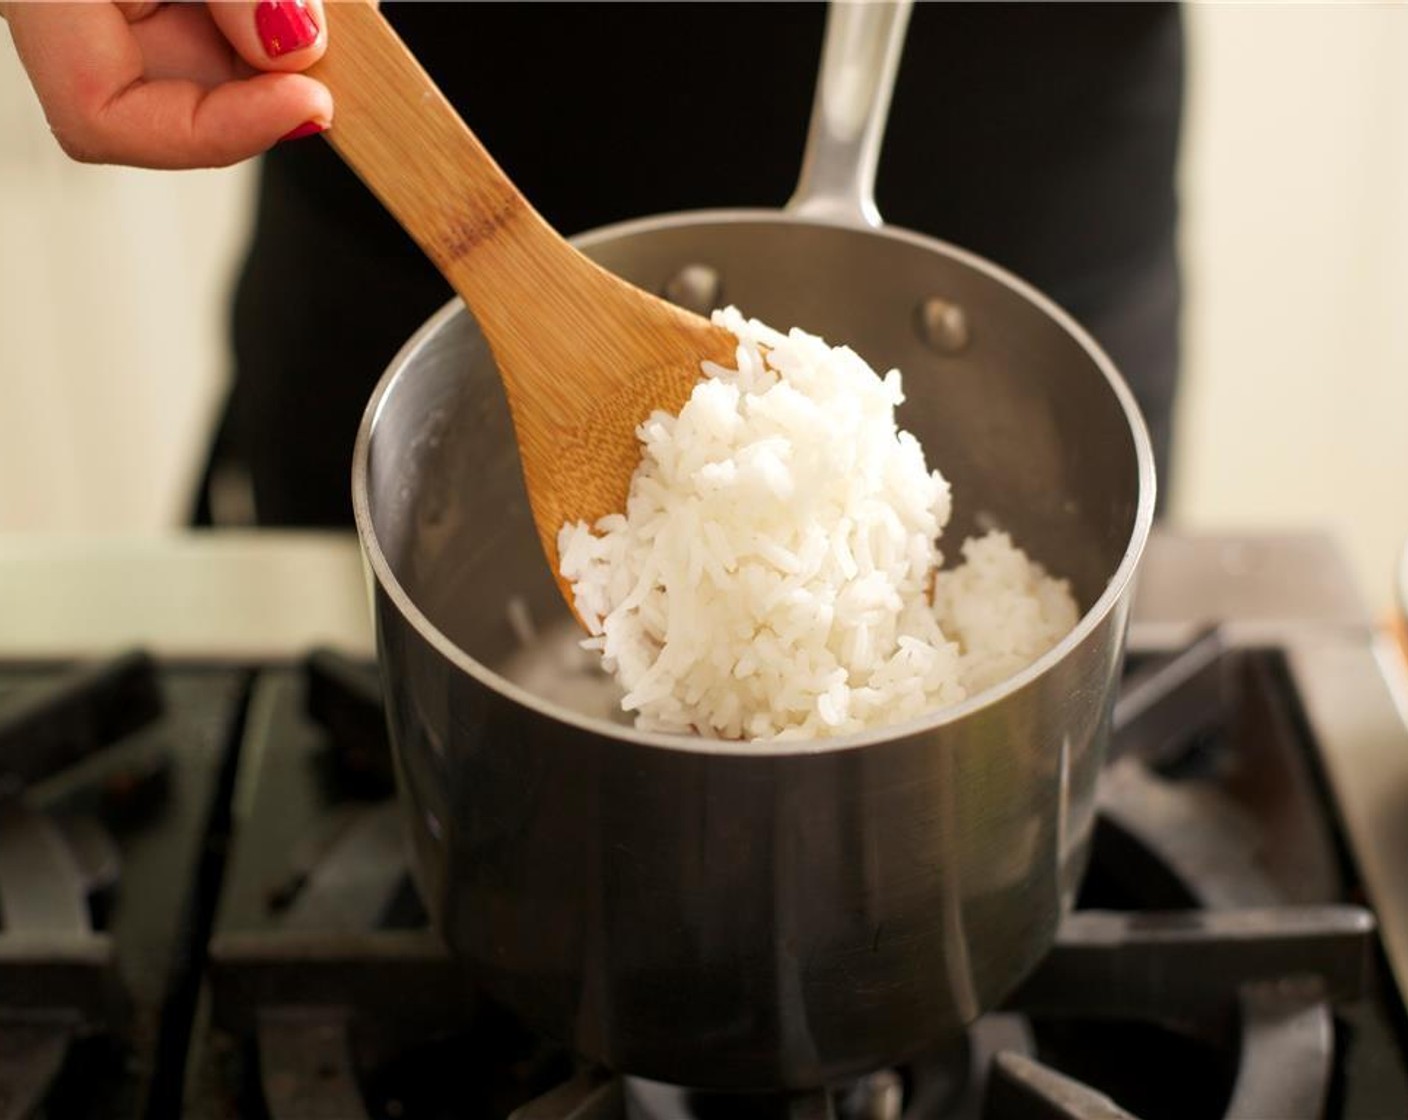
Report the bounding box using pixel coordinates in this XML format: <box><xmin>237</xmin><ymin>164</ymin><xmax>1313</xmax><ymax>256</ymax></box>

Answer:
<box><xmin>916</xmin><ymin>297</ymin><xmax>971</xmax><ymax>355</ymax></box>
<box><xmin>663</xmin><ymin>264</ymin><xmax>723</xmax><ymax>315</ymax></box>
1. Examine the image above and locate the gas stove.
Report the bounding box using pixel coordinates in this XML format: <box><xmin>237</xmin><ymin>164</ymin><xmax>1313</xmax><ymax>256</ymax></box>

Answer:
<box><xmin>2</xmin><ymin>531</ymin><xmax>1407</xmax><ymax>1119</ymax></box>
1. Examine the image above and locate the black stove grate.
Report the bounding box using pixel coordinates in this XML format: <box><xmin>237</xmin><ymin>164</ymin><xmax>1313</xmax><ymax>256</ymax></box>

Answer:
<box><xmin>6</xmin><ymin>637</ymin><xmax>1405</xmax><ymax>1119</ymax></box>
<box><xmin>0</xmin><ymin>653</ymin><xmax>159</xmax><ymax>1119</ymax></box>
<box><xmin>0</xmin><ymin>653</ymin><xmax>249</xmax><ymax>1120</ymax></box>
<box><xmin>205</xmin><ymin>903</ymin><xmax>1375</xmax><ymax>1120</ymax></box>
<box><xmin>189</xmin><ymin>639</ymin><xmax>1399</xmax><ymax>1120</ymax></box>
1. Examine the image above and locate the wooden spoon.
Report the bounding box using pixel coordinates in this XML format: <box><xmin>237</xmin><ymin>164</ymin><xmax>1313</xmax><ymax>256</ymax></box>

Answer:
<box><xmin>308</xmin><ymin>2</ymin><xmax>737</xmax><ymax>608</ymax></box>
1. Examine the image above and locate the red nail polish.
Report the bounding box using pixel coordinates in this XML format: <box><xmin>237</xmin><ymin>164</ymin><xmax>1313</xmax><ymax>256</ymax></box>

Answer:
<box><xmin>280</xmin><ymin>120</ymin><xmax>327</xmax><ymax>143</ymax></box>
<box><xmin>257</xmin><ymin>0</ymin><xmax>319</xmax><ymax>58</ymax></box>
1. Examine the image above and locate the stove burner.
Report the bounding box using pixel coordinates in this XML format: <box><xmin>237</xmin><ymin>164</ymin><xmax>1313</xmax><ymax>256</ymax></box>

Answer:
<box><xmin>622</xmin><ymin>1056</ymin><xmax>935</xmax><ymax>1120</ymax></box>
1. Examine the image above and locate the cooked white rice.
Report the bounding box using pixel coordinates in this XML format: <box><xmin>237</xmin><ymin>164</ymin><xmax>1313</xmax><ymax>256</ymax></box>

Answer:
<box><xmin>557</xmin><ymin>307</ymin><xmax>1078</xmax><ymax>741</ymax></box>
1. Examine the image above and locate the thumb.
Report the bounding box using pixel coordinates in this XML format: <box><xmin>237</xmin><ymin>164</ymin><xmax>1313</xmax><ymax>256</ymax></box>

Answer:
<box><xmin>207</xmin><ymin>0</ymin><xmax>327</xmax><ymax>71</ymax></box>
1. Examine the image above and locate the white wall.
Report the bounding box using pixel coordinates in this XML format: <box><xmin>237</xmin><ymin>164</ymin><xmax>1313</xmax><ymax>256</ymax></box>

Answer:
<box><xmin>0</xmin><ymin>47</ymin><xmax>254</xmax><ymax>531</ymax></box>
<box><xmin>1</xmin><ymin>5</ymin><xmax>1406</xmax><ymax>612</ymax></box>
<box><xmin>1172</xmin><ymin>2</ymin><xmax>1408</xmax><ymax>615</ymax></box>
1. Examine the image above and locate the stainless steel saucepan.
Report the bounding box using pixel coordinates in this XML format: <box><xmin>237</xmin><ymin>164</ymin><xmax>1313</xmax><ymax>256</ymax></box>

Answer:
<box><xmin>352</xmin><ymin>0</ymin><xmax>1155</xmax><ymax>1091</ymax></box>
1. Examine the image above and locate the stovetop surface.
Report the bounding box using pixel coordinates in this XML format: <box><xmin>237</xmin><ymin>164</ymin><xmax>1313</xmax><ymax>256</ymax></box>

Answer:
<box><xmin>3</xmin><ymin>533</ymin><xmax>1408</xmax><ymax>1119</ymax></box>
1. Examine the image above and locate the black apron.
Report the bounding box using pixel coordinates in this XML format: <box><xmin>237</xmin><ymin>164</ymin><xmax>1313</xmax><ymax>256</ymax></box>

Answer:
<box><xmin>219</xmin><ymin>1</ymin><xmax>1183</xmax><ymax>527</ymax></box>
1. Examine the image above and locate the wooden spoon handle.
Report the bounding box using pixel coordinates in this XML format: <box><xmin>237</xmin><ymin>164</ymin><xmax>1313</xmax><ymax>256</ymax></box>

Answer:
<box><xmin>307</xmin><ymin>2</ymin><xmax>562</xmax><ymax>308</ymax></box>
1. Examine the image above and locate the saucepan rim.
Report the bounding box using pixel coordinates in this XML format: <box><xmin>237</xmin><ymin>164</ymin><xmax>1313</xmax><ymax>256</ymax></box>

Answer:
<box><xmin>351</xmin><ymin>208</ymin><xmax>1156</xmax><ymax>758</ymax></box>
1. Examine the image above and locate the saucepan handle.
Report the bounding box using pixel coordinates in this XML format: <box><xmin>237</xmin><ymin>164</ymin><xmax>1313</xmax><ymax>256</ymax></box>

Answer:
<box><xmin>787</xmin><ymin>0</ymin><xmax>914</xmax><ymax>230</ymax></box>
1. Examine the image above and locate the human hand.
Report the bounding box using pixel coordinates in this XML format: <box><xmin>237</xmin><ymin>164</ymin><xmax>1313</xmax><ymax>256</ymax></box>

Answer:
<box><xmin>1</xmin><ymin>1</ymin><xmax>332</xmax><ymax>169</ymax></box>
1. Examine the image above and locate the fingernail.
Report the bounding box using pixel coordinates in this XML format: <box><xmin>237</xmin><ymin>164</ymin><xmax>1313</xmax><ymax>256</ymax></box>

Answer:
<box><xmin>256</xmin><ymin>0</ymin><xmax>319</xmax><ymax>58</ymax></box>
<box><xmin>280</xmin><ymin>119</ymin><xmax>328</xmax><ymax>143</ymax></box>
